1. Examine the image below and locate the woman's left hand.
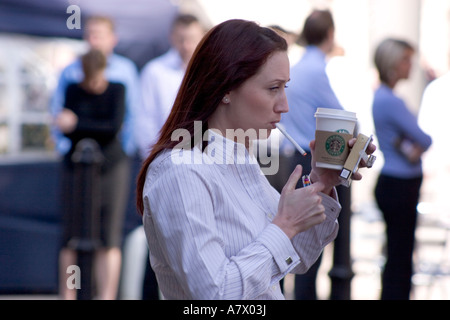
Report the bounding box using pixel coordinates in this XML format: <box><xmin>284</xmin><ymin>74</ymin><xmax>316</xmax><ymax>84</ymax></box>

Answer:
<box><xmin>309</xmin><ymin>138</ymin><xmax>377</xmax><ymax>196</ymax></box>
<box><xmin>54</xmin><ymin>108</ymin><xmax>78</xmax><ymax>134</ymax></box>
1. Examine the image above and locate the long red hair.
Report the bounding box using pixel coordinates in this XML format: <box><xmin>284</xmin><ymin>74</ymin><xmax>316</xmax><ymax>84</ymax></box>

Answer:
<box><xmin>136</xmin><ymin>19</ymin><xmax>287</xmax><ymax>215</ymax></box>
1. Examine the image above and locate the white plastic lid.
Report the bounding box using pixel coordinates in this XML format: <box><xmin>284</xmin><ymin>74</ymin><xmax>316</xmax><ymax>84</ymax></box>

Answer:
<box><xmin>314</xmin><ymin>108</ymin><xmax>357</xmax><ymax>121</ymax></box>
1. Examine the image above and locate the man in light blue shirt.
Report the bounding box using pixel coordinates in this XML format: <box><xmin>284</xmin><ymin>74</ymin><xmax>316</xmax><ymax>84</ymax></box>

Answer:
<box><xmin>281</xmin><ymin>25</ymin><xmax>343</xmax><ymax>154</ymax></box>
<box><xmin>278</xmin><ymin>9</ymin><xmax>352</xmax><ymax>300</ymax></box>
<box><xmin>136</xmin><ymin>14</ymin><xmax>206</xmax><ymax>159</ymax></box>
<box><xmin>50</xmin><ymin>16</ymin><xmax>140</xmax><ymax>157</ymax></box>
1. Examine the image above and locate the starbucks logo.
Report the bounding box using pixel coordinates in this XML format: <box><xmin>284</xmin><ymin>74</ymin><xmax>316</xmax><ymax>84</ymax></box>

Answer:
<box><xmin>325</xmin><ymin>135</ymin><xmax>345</xmax><ymax>156</ymax></box>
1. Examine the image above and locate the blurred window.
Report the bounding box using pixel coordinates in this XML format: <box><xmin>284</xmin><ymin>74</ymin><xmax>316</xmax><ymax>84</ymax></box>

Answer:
<box><xmin>0</xmin><ymin>34</ymin><xmax>84</xmax><ymax>163</ymax></box>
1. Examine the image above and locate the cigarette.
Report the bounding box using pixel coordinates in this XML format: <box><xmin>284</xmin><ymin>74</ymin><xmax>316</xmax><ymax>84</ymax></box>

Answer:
<box><xmin>275</xmin><ymin>123</ymin><xmax>307</xmax><ymax>156</ymax></box>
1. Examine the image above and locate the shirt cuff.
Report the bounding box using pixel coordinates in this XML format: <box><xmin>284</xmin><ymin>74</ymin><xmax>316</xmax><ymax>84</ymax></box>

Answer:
<box><xmin>319</xmin><ymin>188</ymin><xmax>341</xmax><ymax>222</ymax></box>
<box><xmin>257</xmin><ymin>223</ymin><xmax>300</xmax><ymax>274</ymax></box>
<box><xmin>317</xmin><ymin>190</ymin><xmax>341</xmax><ymax>246</ymax></box>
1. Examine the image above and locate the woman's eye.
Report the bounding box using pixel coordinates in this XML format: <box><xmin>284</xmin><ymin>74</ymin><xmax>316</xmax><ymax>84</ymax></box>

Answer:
<box><xmin>270</xmin><ymin>85</ymin><xmax>288</xmax><ymax>91</ymax></box>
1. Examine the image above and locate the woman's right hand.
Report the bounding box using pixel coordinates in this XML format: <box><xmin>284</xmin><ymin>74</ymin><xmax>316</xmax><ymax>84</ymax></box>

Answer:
<box><xmin>272</xmin><ymin>165</ymin><xmax>326</xmax><ymax>240</ymax></box>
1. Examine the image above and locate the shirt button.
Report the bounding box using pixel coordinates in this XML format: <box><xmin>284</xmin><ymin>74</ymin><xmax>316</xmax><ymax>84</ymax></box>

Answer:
<box><xmin>267</xmin><ymin>213</ymin><xmax>273</xmax><ymax>219</ymax></box>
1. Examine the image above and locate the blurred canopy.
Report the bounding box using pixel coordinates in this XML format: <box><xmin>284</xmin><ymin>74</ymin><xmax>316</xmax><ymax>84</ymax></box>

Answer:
<box><xmin>0</xmin><ymin>0</ymin><xmax>180</xmax><ymax>69</ymax></box>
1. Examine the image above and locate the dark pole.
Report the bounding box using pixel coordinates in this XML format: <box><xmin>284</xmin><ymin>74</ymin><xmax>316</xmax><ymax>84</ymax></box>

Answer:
<box><xmin>328</xmin><ymin>185</ymin><xmax>354</xmax><ymax>300</ymax></box>
<box><xmin>70</xmin><ymin>138</ymin><xmax>104</xmax><ymax>300</ymax></box>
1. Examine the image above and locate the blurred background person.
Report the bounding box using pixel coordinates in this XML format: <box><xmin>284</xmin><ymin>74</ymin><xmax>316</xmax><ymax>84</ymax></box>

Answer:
<box><xmin>136</xmin><ymin>13</ymin><xmax>206</xmax><ymax>159</ymax></box>
<box><xmin>50</xmin><ymin>15</ymin><xmax>140</xmax><ymax>300</ymax></box>
<box><xmin>268</xmin><ymin>24</ymin><xmax>303</xmax><ymax>66</ymax></box>
<box><xmin>278</xmin><ymin>9</ymin><xmax>355</xmax><ymax>300</ymax></box>
<box><xmin>372</xmin><ymin>38</ymin><xmax>432</xmax><ymax>300</ymax></box>
<box><xmin>419</xmin><ymin>70</ymin><xmax>450</xmax><ymax>221</ymax></box>
<box><xmin>136</xmin><ymin>13</ymin><xmax>206</xmax><ymax>300</ymax></box>
<box><xmin>51</xmin><ymin>15</ymin><xmax>140</xmax><ymax>158</ymax></box>
<box><xmin>55</xmin><ymin>49</ymin><xmax>129</xmax><ymax>300</ymax></box>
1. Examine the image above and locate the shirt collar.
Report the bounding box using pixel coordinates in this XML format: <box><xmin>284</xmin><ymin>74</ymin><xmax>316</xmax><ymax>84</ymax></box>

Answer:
<box><xmin>305</xmin><ymin>45</ymin><xmax>327</xmax><ymax>62</ymax></box>
<box><xmin>165</xmin><ymin>48</ymin><xmax>185</xmax><ymax>70</ymax></box>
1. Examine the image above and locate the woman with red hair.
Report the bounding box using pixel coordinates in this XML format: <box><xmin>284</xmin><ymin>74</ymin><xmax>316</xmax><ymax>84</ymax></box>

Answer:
<box><xmin>136</xmin><ymin>19</ymin><xmax>375</xmax><ymax>300</ymax></box>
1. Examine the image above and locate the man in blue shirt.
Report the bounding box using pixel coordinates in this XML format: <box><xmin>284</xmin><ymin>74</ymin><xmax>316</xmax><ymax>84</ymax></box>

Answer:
<box><xmin>279</xmin><ymin>9</ymin><xmax>353</xmax><ymax>300</ymax></box>
<box><xmin>281</xmin><ymin>11</ymin><xmax>342</xmax><ymax>153</ymax></box>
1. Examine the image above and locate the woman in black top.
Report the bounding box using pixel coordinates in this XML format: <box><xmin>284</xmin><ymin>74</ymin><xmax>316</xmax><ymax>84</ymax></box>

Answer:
<box><xmin>56</xmin><ymin>49</ymin><xmax>130</xmax><ymax>300</ymax></box>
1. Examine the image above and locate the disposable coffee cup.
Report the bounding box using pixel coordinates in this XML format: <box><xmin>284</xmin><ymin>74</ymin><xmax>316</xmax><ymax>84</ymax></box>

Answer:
<box><xmin>314</xmin><ymin>108</ymin><xmax>357</xmax><ymax>170</ymax></box>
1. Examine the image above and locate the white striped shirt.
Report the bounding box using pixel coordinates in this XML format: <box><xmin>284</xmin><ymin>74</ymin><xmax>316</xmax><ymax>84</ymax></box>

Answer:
<box><xmin>142</xmin><ymin>129</ymin><xmax>341</xmax><ymax>300</ymax></box>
